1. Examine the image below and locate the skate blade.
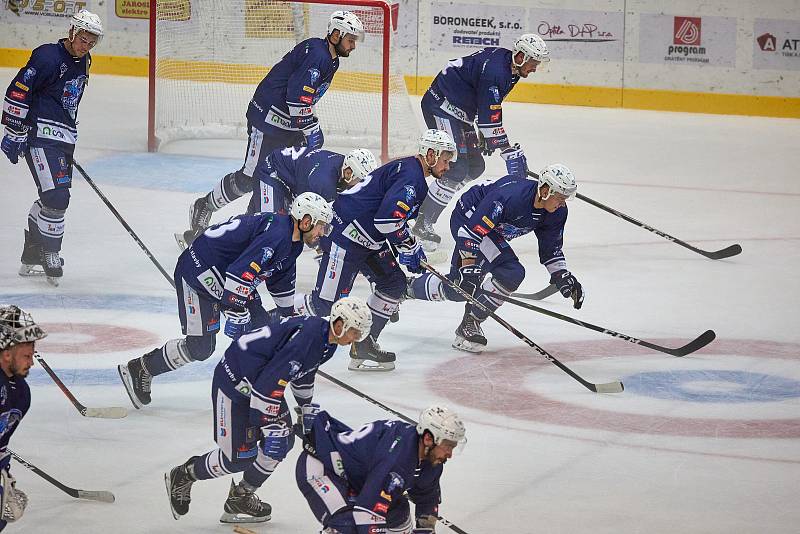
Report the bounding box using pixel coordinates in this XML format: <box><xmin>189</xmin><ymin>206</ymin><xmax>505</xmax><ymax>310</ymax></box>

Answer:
<box><xmin>452</xmin><ymin>337</ymin><xmax>485</xmax><ymax>354</ymax></box>
<box><xmin>46</xmin><ymin>275</ymin><xmax>61</xmax><ymax>287</ymax></box>
<box><xmin>18</xmin><ymin>265</ymin><xmax>45</xmax><ymax>277</ymax></box>
<box><xmin>117</xmin><ymin>364</ymin><xmax>143</xmax><ymax>409</ymax></box>
<box><xmin>219</xmin><ymin>512</ymin><xmax>271</xmax><ymax>524</ymax></box>
<box><xmin>347</xmin><ymin>358</ymin><xmax>395</xmax><ymax>372</ymax></box>
<box><xmin>164</xmin><ymin>472</ymin><xmax>181</xmax><ymax>520</ymax></box>
<box><xmin>174</xmin><ymin>232</ymin><xmax>189</xmax><ymax>251</ymax></box>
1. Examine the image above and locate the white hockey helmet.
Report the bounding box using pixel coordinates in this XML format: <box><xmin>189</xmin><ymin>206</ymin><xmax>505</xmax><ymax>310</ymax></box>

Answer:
<box><xmin>418</xmin><ymin>129</ymin><xmax>457</xmax><ymax>163</ymax></box>
<box><xmin>537</xmin><ymin>163</ymin><xmax>577</xmax><ymax>200</ymax></box>
<box><xmin>330</xmin><ymin>296</ymin><xmax>372</xmax><ymax>342</ymax></box>
<box><xmin>417</xmin><ymin>405</ymin><xmax>467</xmax><ymax>450</ymax></box>
<box><xmin>290</xmin><ymin>192</ymin><xmax>334</xmax><ymax>235</ymax></box>
<box><xmin>70</xmin><ymin>9</ymin><xmax>104</xmax><ymax>46</ymax></box>
<box><xmin>341</xmin><ymin>148</ymin><xmax>378</xmax><ymax>188</ymax></box>
<box><xmin>513</xmin><ymin>33</ymin><xmax>549</xmax><ymax>67</ymax></box>
<box><xmin>0</xmin><ymin>305</ymin><xmax>47</xmax><ymax>351</ymax></box>
<box><xmin>328</xmin><ymin>11</ymin><xmax>365</xmax><ymax>42</ymax></box>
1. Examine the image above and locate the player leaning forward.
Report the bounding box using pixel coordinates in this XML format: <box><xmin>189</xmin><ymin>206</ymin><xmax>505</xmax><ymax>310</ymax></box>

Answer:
<box><xmin>413</xmin><ymin>33</ymin><xmax>550</xmax><ymax>248</ymax></box>
<box><xmin>407</xmin><ymin>164</ymin><xmax>585</xmax><ymax>352</ymax></box>
<box><xmin>2</xmin><ymin>10</ymin><xmax>104</xmax><ymax>285</ymax></box>
<box><xmin>0</xmin><ymin>306</ymin><xmax>47</xmax><ymax>530</ymax></box>
<box><xmin>176</xmin><ymin>10</ymin><xmax>366</xmax><ymax>248</ymax></box>
<box><xmin>118</xmin><ymin>193</ymin><xmax>334</xmax><ymax>409</ymax></box>
<box><xmin>165</xmin><ymin>297</ymin><xmax>372</xmax><ymax>523</ymax></box>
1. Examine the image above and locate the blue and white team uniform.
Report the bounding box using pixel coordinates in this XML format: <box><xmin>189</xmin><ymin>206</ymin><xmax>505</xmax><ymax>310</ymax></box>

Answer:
<box><xmin>410</xmin><ymin>174</ymin><xmax>569</xmax><ymax>322</ymax></box>
<box><xmin>296</xmin><ymin>411</ymin><xmax>443</xmax><ymax>534</ymax></box>
<box><xmin>309</xmin><ymin>156</ymin><xmax>428</xmax><ymax>346</ymax></box>
<box><xmin>186</xmin><ymin>316</ymin><xmax>337</xmax><ymax>496</ymax></box>
<box><xmin>120</xmin><ymin>213</ymin><xmax>304</xmax><ymax>408</ymax></box>
<box><xmin>203</xmin><ymin>38</ymin><xmax>339</xmax><ymax>216</ymax></box>
<box><xmin>247</xmin><ymin>146</ymin><xmax>344</xmax><ymax>216</ymax></box>
<box><xmin>0</xmin><ymin>371</ymin><xmax>30</xmax><ymax>532</ymax></box>
<box><xmin>2</xmin><ymin>39</ymin><xmax>91</xmax><ymax>257</ymax></box>
<box><xmin>417</xmin><ymin>48</ymin><xmax>521</xmax><ymax>228</ymax></box>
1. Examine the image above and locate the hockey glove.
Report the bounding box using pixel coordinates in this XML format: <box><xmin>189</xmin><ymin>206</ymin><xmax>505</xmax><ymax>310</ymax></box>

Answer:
<box><xmin>500</xmin><ymin>144</ymin><xmax>527</xmax><ymax>178</ymax></box>
<box><xmin>260</xmin><ymin>423</ymin><xmax>292</xmax><ymax>460</ymax></box>
<box><xmin>396</xmin><ymin>236</ymin><xmax>426</xmax><ymax>274</ymax></box>
<box><xmin>303</xmin><ymin>123</ymin><xmax>324</xmax><ymax>150</ymax></box>
<box><xmin>456</xmin><ymin>263</ymin><xmax>482</xmax><ymax>296</ymax></box>
<box><xmin>550</xmin><ymin>269</ymin><xmax>585</xmax><ymax>310</ymax></box>
<box><xmin>222</xmin><ymin>308</ymin><xmax>251</xmax><ymax>339</ymax></box>
<box><xmin>300</xmin><ymin>403</ymin><xmax>321</xmax><ymax>435</ymax></box>
<box><xmin>1</xmin><ymin>127</ymin><xmax>28</xmax><ymax>165</ymax></box>
<box><xmin>0</xmin><ymin>468</ymin><xmax>28</xmax><ymax>523</ymax></box>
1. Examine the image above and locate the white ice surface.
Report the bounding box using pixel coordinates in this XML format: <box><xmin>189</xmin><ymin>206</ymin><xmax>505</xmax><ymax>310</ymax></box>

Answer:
<box><xmin>1</xmin><ymin>70</ymin><xmax>799</xmax><ymax>534</ymax></box>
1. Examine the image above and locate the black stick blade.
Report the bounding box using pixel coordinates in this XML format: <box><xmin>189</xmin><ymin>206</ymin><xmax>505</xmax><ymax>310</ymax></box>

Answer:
<box><xmin>669</xmin><ymin>329</ymin><xmax>716</xmax><ymax>357</ymax></box>
<box><xmin>703</xmin><ymin>244</ymin><xmax>742</xmax><ymax>260</ymax></box>
<box><xmin>512</xmin><ymin>284</ymin><xmax>558</xmax><ymax>300</ymax></box>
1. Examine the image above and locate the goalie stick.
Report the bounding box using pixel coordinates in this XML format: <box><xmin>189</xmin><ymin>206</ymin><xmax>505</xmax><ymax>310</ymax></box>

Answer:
<box><xmin>9</xmin><ymin>450</ymin><xmax>115</xmax><ymax>503</ymax></box>
<box><xmin>493</xmin><ymin>293</ymin><xmax>716</xmax><ymax>357</ymax></box>
<box><xmin>421</xmin><ymin>261</ymin><xmax>623</xmax><ymax>394</ymax></box>
<box><xmin>34</xmin><ymin>354</ymin><xmax>128</xmax><ymax>419</ymax></box>
<box><xmin>525</xmin><ymin>170</ymin><xmax>742</xmax><ymax>260</ymax></box>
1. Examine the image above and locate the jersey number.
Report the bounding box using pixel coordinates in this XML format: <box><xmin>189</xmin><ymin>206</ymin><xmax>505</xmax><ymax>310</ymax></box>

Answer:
<box><xmin>237</xmin><ymin>326</ymin><xmax>272</xmax><ymax>351</ymax></box>
<box><xmin>204</xmin><ymin>218</ymin><xmax>241</xmax><ymax>239</ymax></box>
<box><xmin>337</xmin><ymin>423</ymin><xmax>375</xmax><ymax>444</ymax></box>
<box><xmin>280</xmin><ymin>146</ymin><xmax>308</xmax><ymax>161</ymax></box>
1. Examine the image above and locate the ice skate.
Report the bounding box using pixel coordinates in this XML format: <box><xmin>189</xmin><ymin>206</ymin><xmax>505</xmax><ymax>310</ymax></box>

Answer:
<box><xmin>117</xmin><ymin>355</ymin><xmax>153</xmax><ymax>408</ymax></box>
<box><xmin>176</xmin><ymin>194</ymin><xmax>213</xmax><ymax>250</ymax></box>
<box><xmin>412</xmin><ymin>216</ymin><xmax>441</xmax><ymax>251</ymax></box>
<box><xmin>452</xmin><ymin>312</ymin><xmax>487</xmax><ymax>353</ymax></box>
<box><xmin>18</xmin><ymin>230</ymin><xmax>44</xmax><ymax>277</ymax></box>
<box><xmin>348</xmin><ymin>335</ymin><xmax>396</xmax><ymax>371</ymax></box>
<box><xmin>165</xmin><ymin>457</ymin><xmax>198</xmax><ymax>520</ymax></box>
<box><xmin>43</xmin><ymin>250</ymin><xmax>64</xmax><ymax>286</ymax></box>
<box><xmin>219</xmin><ymin>480</ymin><xmax>272</xmax><ymax>524</ymax></box>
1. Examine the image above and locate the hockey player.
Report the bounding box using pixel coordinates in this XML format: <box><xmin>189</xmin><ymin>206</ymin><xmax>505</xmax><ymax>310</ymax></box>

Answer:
<box><xmin>407</xmin><ymin>164</ymin><xmax>585</xmax><ymax>353</ymax></box>
<box><xmin>117</xmin><ymin>192</ymin><xmax>334</xmax><ymax>409</ymax></box>
<box><xmin>2</xmin><ymin>10</ymin><xmax>104</xmax><ymax>285</ymax></box>
<box><xmin>176</xmin><ymin>11</ymin><xmax>365</xmax><ymax>249</ymax></box>
<box><xmin>165</xmin><ymin>297</ymin><xmax>372</xmax><ymax>524</ymax></box>
<box><xmin>298</xmin><ymin>129</ymin><xmax>456</xmax><ymax>371</ymax></box>
<box><xmin>412</xmin><ymin>33</ymin><xmax>550</xmax><ymax>249</ymax></box>
<box><xmin>296</xmin><ymin>405</ymin><xmax>466</xmax><ymax>534</ymax></box>
<box><xmin>246</xmin><ymin>146</ymin><xmax>378</xmax><ymax>217</ymax></box>
<box><xmin>0</xmin><ymin>305</ymin><xmax>47</xmax><ymax>530</ymax></box>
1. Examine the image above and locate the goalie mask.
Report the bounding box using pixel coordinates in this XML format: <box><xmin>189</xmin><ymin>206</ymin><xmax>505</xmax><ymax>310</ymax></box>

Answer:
<box><xmin>290</xmin><ymin>192</ymin><xmax>334</xmax><ymax>236</ymax></box>
<box><xmin>513</xmin><ymin>33</ymin><xmax>549</xmax><ymax>67</ymax></box>
<box><xmin>537</xmin><ymin>163</ymin><xmax>577</xmax><ymax>200</ymax></box>
<box><xmin>417</xmin><ymin>405</ymin><xmax>467</xmax><ymax>452</ymax></box>
<box><xmin>339</xmin><ymin>148</ymin><xmax>378</xmax><ymax>191</ymax></box>
<box><xmin>70</xmin><ymin>9</ymin><xmax>104</xmax><ymax>46</ymax></box>
<box><xmin>0</xmin><ymin>305</ymin><xmax>47</xmax><ymax>351</ymax></box>
<box><xmin>330</xmin><ymin>297</ymin><xmax>372</xmax><ymax>342</ymax></box>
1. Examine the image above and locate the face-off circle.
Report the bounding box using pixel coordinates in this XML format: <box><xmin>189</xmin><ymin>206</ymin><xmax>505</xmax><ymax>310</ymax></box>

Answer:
<box><xmin>38</xmin><ymin>323</ymin><xmax>160</xmax><ymax>353</ymax></box>
<box><xmin>428</xmin><ymin>338</ymin><xmax>800</xmax><ymax>438</ymax></box>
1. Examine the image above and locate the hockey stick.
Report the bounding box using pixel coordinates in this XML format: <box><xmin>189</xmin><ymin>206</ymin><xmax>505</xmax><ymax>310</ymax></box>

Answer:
<box><xmin>511</xmin><ymin>284</ymin><xmax>558</xmax><ymax>300</ymax></box>
<box><xmin>421</xmin><ymin>261</ymin><xmax>623</xmax><ymax>393</ymax></box>
<box><xmin>9</xmin><ymin>450</ymin><xmax>115</xmax><ymax>503</ymax></box>
<box><xmin>525</xmin><ymin>170</ymin><xmax>742</xmax><ymax>260</ymax></box>
<box><xmin>315</xmin><ymin>370</ymin><xmax>470</xmax><ymax>534</ymax></box>
<box><xmin>73</xmin><ymin>159</ymin><xmax>177</xmax><ymax>289</ymax></box>
<box><xmin>492</xmin><ymin>294</ymin><xmax>715</xmax><ymax>357</ymax></box>
<box><xmin>34</xmin><ymin>354</ymin><xmax>128</xmax><ymax>418</ymax></box>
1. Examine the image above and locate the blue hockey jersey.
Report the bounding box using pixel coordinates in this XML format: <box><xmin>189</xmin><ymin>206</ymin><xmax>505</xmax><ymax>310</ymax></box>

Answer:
<box><xmin>179</xmin><ymin>213</ymin><xmax>303</xmax><ymax>311</ymax></box>
<box><xmin>308</xmin><ymin>411</ymin><xmax>443</xmax><ymax>523</ymax></box>
<box><xmin>247</xmin><ymin>38</ymin><xmax>338</xmax><ymax>135</ymax></box>
<box><xmin>0</xmin><ymin>372</ymin><xmax>31</xmax><ymax>472</ymax></box>
<box><xmin>423</xmin><ymin>48</ymin><xmax>519</xmax><ymax>151</ymax></box>
<box><xmin>456</xmin><ymin>175</ymin><xmax>568</xmax><ymax>271</ymax></box>
<box><xmin>330</xmin><ymin>156</ymin><xmax>427</xmax><ymax>251</ymax></box>
<box><xmin>214</xmin><ymin>316</ymin><xmax>336</xmax><ymax>426</ymax></box>
<box><xmin>2</xmin><ymin>39</ymin><xmax>91</xmax><ymax>153</ymax></box>
<box><xmin>266</xmin><ymin>146</ymin><xmax>345</xmax><ymax>203</ymax></box>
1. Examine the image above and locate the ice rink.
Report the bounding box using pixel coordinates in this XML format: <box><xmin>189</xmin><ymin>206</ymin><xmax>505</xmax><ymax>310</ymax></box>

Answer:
<box><xmin>1</xmin><ymin>69</ymin><xmax>799</xmax><ymax>533</ymax></box>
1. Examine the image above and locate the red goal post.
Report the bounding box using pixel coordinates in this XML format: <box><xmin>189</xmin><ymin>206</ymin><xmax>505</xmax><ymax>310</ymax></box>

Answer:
<box><xmin>147</xmin><ymin>0</ymin><xmax>417</xmax><ymax>162</ymax></box>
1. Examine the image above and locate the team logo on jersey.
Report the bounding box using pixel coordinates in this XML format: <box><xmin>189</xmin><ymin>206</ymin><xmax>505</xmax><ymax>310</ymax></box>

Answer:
<box><xmin>308</xmin><ymin>68</ymin><xmax>320</xmax><ymax>84</ymax></box>
<box><xmin>288</xmin><ymin>360</ymin><xmax>302</xmax><ymax>378</ymax></box>
<box><xmin>261</xmin><ymin>247</ymin><xmax>274</xmax><ymax>263</ymax></box>
<box><xmin>489</xmin><ymin>85</ymin><xmax>500</xmax><ymax>102</ymax></box>
<box><xmin>403</xmin><ymin>185</ymin><xmax>416</xmax><ymax>203</ymax></box>
<box><xmin>491</xmin><ymin>201</ymin><xmax>503</xmax><ymax>220</ymax></box>
<box><xmin>62</xmin><ymin>75</ymin><xmax>87</xmax><ymax>120</ymax></box>
<box><xmin>0</xmin><ymin>409</ymin><xmax>23</xmax><ymax>438</ymax></box>
<box><xmin>22</xmin><ymin>67</ymin><xmax>36</xmax><ymax>83</ymax></box>
<box><xmin>59</xmin><ymin>63</ymin><xmax>68</xmax><ymax>78</ymax></box>
<box><xmin>386</xmin><ymin>472</ymin><xmax>405</xmax><ymax>493</ymax></box>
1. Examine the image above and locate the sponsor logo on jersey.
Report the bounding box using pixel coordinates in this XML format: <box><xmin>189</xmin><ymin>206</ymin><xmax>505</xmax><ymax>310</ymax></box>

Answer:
<box><xmin>236</xmin><ymin>444</ymin><xmax>258</xmax><ymax>459</ymax></box>
<box><xmin>481</xmin><ymin>215</ymin><xmax>495</xmax><ymax>228</ymax></box>
<box><xmin>198</xmin><ymin>270</ymin><xmax>224</xmax><ymax>299</ymax></box>
<box><xmin>234</xmin><ymin>284</ymin><xmax>251</xmax><ymax>296</ymax></box>
<box><xmin>10</xmin><ymin>90</ymin><xmax>26</xmax><ymax>101</ymax></box>
<box><xmin>392</xmin><ymin>210</ymin><xmax>406</xmax><ymax>220</ymax></box>
<box><xmin>313</xmin><ymin>478</ymin><xmax>331</xmax><ymax>493</ymax></box>
<box><xmin>380</xmin><ymin>490</ymin><xmax>393</xmax><ymax>501</ymax></box>
<box><xmin>269</xmin><ymin>389</ymin><xmax>284</xmax><ymax>399</ymax></box>
<box><xmin>5</xmin><ymin>104</ymin><xmax>22</xmax><ymax>116</ymax></box>
<box><xmin>490</xmin><ymin>111</ymin><xmax>501</xmax><ymax>122</ymax></box>
<box><xmin>303</xmin><ymin>85</ymin><xmax>316</xmax><ymax>93</ymax></box>
<box><xmin>206</xmin><ymin>318</ymin><xmax>219</xmax><ymax>332</ymax></box>
<box><xmin>267</xmin><ymin>110</ymin><xmax>292</xmax><ymax>129</ymax></box>
<box><xmin>14</xmin><ymin>81</ymin><xmax>29</xmax><ymax>91</ymax></box>
<box><xmin>250</xmin><ymin>262</ymin><xmax>261</xmax><ymax>273</ymax></box>
<box><xmin>473</xmin><ymin>224</ymin><xmax>489</xmax><ymax>236</ymax></box>
<box><xmin>277</xmin><ymin>379</ymin><xmax>288</xmax><ymax>387</ymax></box>
<box><xmin>396</xmin><ymin>200</ymin><xmax>410</xmax><ymax>211</ymax></box>
<box><xmin>242</xmin><ymin>271</ymin><xmax>255</xmax><ymax>282</ymax></box>
<box><xmin>489</xmin><ymin>85</ymin><xmax>501</xmax><ymax>102</ymax></box>
<box><xmin>489</xmin><ymin>104</ymin><xmax>501</xmax><ymax>110</ymax></box>
<box><xmin>235</xmin><ymin>380</ymin><xmax>251</xmax><ymax>396</ymax></box>
<box><xmin>300</xmin><ymin>95</ymin><xmax>313</xmax><ymax>104</ymax></box>
<box><xmin>440</xmin><ymin>98</ymin><xmax>470</xmax><ymax>123</ymax></box>
<box><xmin>331</xmin><ymin>451</ymin><xmax>346</xmax><ymax>477</ymax></box>
<box><xmin>373</xmin><ymin>502</ymin><xmax>389</xmax><ymax>514</ymax></box>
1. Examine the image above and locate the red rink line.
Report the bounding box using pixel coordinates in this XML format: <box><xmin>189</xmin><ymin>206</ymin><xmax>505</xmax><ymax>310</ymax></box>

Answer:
<box><xmin>37</xmin><ymin>323</ymin><xmax>159</xmax><ymax>353</ymax></box>
<box><xmin>427</xmin><ymin>338</ymin><xmax>800</xmax><ymax>439</ymax></box>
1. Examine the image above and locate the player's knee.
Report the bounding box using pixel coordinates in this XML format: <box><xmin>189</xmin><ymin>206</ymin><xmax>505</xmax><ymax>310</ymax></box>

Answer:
<box><xmin>232</xmin><ymin>169</ymin><xmax>254</xmax><ymax>193</ymax></box>
<box><xmin>373</xmin><ymin>270</ymin><xmax>407</xmax><ymax>300</ymax></box>
<box><xmin>489</xmin><ymin>262</ymin><xmax>525</xmax><ymax>292</ymax></box>
<box><xmin>185</xmin><ymin>334</ymin><xmax>215</xmax><ymax>362</ymax></box>
<box><xmin>39</xmin><ymin>188</ymin><xmax>71</xmax><ymax>211</ymax></box>
<box><xmin>446</xmin><ymin>157</ymin><xmax>469</xmax><ymax>184</ymax></box>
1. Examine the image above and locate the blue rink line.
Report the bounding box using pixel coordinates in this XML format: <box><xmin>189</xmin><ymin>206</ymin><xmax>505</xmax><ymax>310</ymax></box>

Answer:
<box><xmin>26</xmin><ymin>357</ymin><xmax>219</xmax><ymax>387</ymax></box>
<box><xmin>81</xmin><ymin>153</ymin><xmax>238</xmax><ymax>193</ymax></box>
<box><xmin>0</xmin><ymin>293</ymin><xmax>174</xmax><ymax>313</ymax></box>
<box><xmin>624</xmin><ymin>370</ymin><xmax>800</xmax><ymax>403</ymax></box>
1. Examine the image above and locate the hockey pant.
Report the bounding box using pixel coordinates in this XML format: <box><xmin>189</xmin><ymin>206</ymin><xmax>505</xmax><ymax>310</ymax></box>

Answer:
<box><xmin>410</xmin><ymin>215</ymin><xmax>525</xmax><ymax>322</ymax></box>
<box><xmin>246</xmin><ymin>153</ymin><xmax>293</xmax><ymax>216</ymax></box>
<box><xmin>24</xmin><ymin>146</ymin><xmax>72</xmax><ymax>253</ymax></box>
<box><xmin>190</xmin><ymin>371</ymin><xmax>295</xmax><ymax>489</ymax></box>
<box><xmin>418</xmin><ymin>107</ymin><xmax>486</xmax><ymax>225</ymax></box>
<box><xmin>210</xmin><ymin>125</ymin><xmax>304</xmax><ymax>211</ymax></box>
<box><xmin>311</xmin><ymin>239</ymin><xmax>406</xmax><ymax>339</ymax></box>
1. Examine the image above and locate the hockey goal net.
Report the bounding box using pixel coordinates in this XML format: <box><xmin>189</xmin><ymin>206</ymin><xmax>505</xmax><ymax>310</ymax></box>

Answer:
<box><xmin>147</xmin><ymin>0</ymin><xmax>419</xmax><ymax>161</ymax></box>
